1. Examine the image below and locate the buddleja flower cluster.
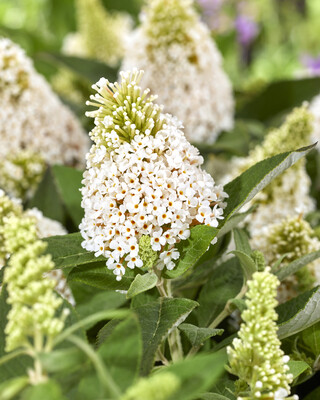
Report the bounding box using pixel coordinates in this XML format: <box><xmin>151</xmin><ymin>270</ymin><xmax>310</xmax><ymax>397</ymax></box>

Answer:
<box><xmin>121</xmin><ymin>0</ymin><xmax>234</xmax><ymax>144</ymax></box>
<box><xmin>0</xmin><ymin>190</ymin><xmax>74</xmax><ymax>304</ymax></box>
<box><xmin>80</xmin><ymin>69</ymin><xmax>228</xmax><ymax>280</ymax></box>
<box><xmin>0</xmin><ymin>38</ymin><xmax>89</xmax><ymax>198</ymax></box>
<box><xmin>227</xmin><ymin>268</ymin><xmax>296</xmax><ymax>400</ymax></box>
<box><xmin>226</xmin><ymin>107</ymin><xmax>314</xmax><ymax>236</ymax></box>
<box><xmin>3</xmin><ymin>216</ymin><xmax>68</xmax><ymax>355</ymax></box>
<box><xmin>252</xmin><ymin>215</ymin><xmax>320</xmax><ymax>303</ymax></box>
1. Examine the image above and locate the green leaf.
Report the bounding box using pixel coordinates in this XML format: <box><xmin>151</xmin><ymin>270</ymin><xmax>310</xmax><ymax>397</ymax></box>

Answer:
<box><xmin>98</xmin><ymin>316</ymin><xmax>142</xmax><ymax>392</ymax></box>
<box><xmin>21</xmin><ymin>380</ymin><xmax>66</xmax><ymax>400</ymax></box>
<box><xmin>28</xmin><ymin>165</ymin><xmax>84</xmax><ymax>227</ymax></box>
<box><xmin>178</xmin><ymin>323</ymin><xmax>223</xmax><ymax>347</ymax></box>
<box><xmin>37</xmin><ymin>52</ymin><xmax>118</xmax><ymax>83</ymax></box>
<box><xmin>44</xmin><ymin>233</ymin><xmax>105</xmax><ymax>269</ymax></box>
<box><xmin>39</xmin><ymin>347</ymin><xmax>86</xmax><ymax>374</ymax></box>
<box><xmin>133</xmin><ymin>298</ymin><xmax>198</xmax><ymax>375</ymax></box>
<box><xmin>126</xmin><ymin>272</ymin><xmax>158</xmax><ymax>299</ymax></box>
<box><xmin>157</xmin><ymin>351</ymin><xmax>226</xmax><ymax>400</ymax></box>
<box><xmin>237</xmin><ymin>77</ymin><xmax>320</xmax><ymax>121</ymax></box>
<box><xmin>276</xmin><ymin>250</ymin><xmax>320</xmax><ymax>281</ymax></box>
<box><xmin>68</xmin><ymin>261</ymin><xmax>134</xmax><ymax>291</ymax></box>
<box><xmin>163</xmin><ymin>226</ymin><xmax>218</xmax><ymax>279</ymax></box>
<box><xmin>197</xmin><ymin>257</ymin><xmax>243</xmax><ymax>327</ymax></box>
<box><xmin>301</xmin><ymin>321</ymin><xmax>320</xmax><ymax>356</ymax></box>
<box><xmin>76</xmin><ymin>290</ymin><xmax>127</xmax><ymax>319</ymax></box>
<box><xmin>304</xmin><ymin>385</ymin><xmax>320</xmax><ymax>400</ymax></box>
<box><xmin>229</xmin><ymin>298</ymin><xmax>247</xmax><ymax>313</ymax></box>
<box><xmin>233</xmin><ymin>228</ymin><xmax>251</xmax><ymax>255</ymax></box>
<box><xmin>288</xmin><ymin>360</ymin><xmax>311</xmax><ymax>380</ymax></box>
<box><xmin>0</xmin><ymin>376</ymin><xmax>29</xmax><ymax>400</ymax></box>
<box><xmin>277</xmin><ymin>287</ymin><xmax>320</xmax><ymax>339</ymax></box>
<box><xmin>222</xmin><ymin>145</ymin><xmax>316</xmax><ymax>225</ymax></box>
<box><xmin>230</xmin><ymin>251</ymin><xmax>256</xmax><ymax>281</ymax></box>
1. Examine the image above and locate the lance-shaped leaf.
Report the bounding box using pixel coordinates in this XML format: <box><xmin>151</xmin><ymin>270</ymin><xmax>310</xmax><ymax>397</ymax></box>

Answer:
<box><xmin>133</xmin><ymin>298</ymin><xmax>198</xmax><ymax>375</ymax></box>
<box><xmin>277</xmin><ymin>287</ymin><xmax>320</xmax><ymax>339</ymax></box>
<box><xmin>126</xmin><ymin>272</ymin><xmax>158</xmax><ymax>299</ymax></box>
<box><xmin>178</xmin><ymin>324</ymin><xmax>223</xmax><ymax>347</ymax></box>
<box><xmin>276</xmin><ymin>250</ymin><xmax>320</xmax><ymax>281</ymax></box>
<box><xmin>222</xmin><ymin>145</ymin><xmax>316</xmax><ymax>226</ymax></box>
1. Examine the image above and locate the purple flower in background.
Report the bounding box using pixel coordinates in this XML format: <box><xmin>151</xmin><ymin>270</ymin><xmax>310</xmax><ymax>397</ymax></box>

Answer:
<box><xmin>301</xmin><ymin>54</ymin><xmax>320</xmax><ymax>76</ymax></box>
<box><xmin>235</xmin><ymin>15</ymin><xmax>259</xmax><ymax>47</ymax></box>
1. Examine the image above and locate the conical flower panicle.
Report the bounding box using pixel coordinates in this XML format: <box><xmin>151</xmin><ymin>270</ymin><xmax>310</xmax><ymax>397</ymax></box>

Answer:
<box><xmin>121</xmin><ymin>0</ymin><xmax>234</xmax><ymax>144</ymax></box>
<box><xmin>86</xmin><ymin>70</ymin><xmax>165</xmax><ymax>152</ymax></box>
<box><xmin>76</xmin><ymin>0</ymin><xmax>131</xmax><ymax>66</ymax></box>
<box><xmin>251</xmin><ymin>215</ymin><xmax>320</xmax><ymax>302</ymax></box>
<box><xmin>143</xmin><ymin>0</ymin><xmax>197</xmax><ymax>48</ymax></box>
<box><xmin>3</xmin><ymin>216</ymin><xmax>67</xmax><ymax>353</ymax></box>
<box><xmin>227</xmin><ymin>269</ymin><xmax>296</xmax><ymax>400</ymax></box>
<box><xmin>0</xmin><ymin>38</ymin><xmax>89</xmax><ymax>198</ymax></box>
<box><xmin>0</xmin><ymin>190</ymin><xmax>74</xmax><ymax>304</ymax></box>
<box><xmin>80</xmin><ymin>70</ymin><xmax>228</xmax><ymax>280</ymax></box>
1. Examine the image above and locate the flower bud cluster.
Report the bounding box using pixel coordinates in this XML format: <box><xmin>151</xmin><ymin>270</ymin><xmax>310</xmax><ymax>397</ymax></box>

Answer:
<box><xmin>251</xmin><ymin>215</ymin><xmax>320</xmax><ymax>302</ymax></box>
<box><xmin>75</xmin><ymin>0</ymin><xmax>131</xmax><ymax>67</ymax></box>
<box><xmin>227</xmin><ymin>268</ymin><xmax>294</xmax><ymax>400</ymax></box>
<box><xmin>0</xmin><ymin>190</ymin><xmax>74</xmax><ymax>304</ymax></box>
<box><xmin>80</xmin><ymin>70</ymin><xmax>228</xmax><ymax>280</ymax></box>
<box><xmin>121</xmin><ymin>0</ymin><xmax>234</xmax><ymax>144</ymax></box>
<box><xmin>3</xmin><ymin>216</ymin><xmax>67</xmax><ymax>352</ymax></box>
<box><xmin>0</xmin><ymin>38</ymin><xmax>89</xmax><ymax>198</ymax></box>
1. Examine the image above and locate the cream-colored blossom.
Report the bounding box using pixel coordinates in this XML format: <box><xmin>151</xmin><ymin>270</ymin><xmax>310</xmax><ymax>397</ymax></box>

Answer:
<box><xmin>121</xmin><ymin>0</ymin><xmax>234</xmax><ymax>144</ymax></box>
<box><xmin>0</xmin><ymin>38</ymin><xmax>89</xmax><ymax>198</ymax></box>
<box><xmin>80</xmin><ymin>70</ymin><xmax>228</xmax><ymax>280</ymax></box>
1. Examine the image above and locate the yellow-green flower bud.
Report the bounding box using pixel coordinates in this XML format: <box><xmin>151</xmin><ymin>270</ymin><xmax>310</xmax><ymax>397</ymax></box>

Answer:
<box><xmin>227</xmin><ymin>268</ymin><xmax>294</xmax><ymax>400</ymax></box>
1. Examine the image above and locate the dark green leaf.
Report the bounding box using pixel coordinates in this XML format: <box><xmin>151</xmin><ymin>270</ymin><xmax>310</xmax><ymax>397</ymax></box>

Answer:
<box><xmin>133</xmin><ymin>298</ymin><xmax>198</xmax><ymax>375</ymax></box>
<box><xmin>178</xmin><ymin>323</ymin><xmax>223</xmax><ymax>347</ymax></box>
<box><xmin>222</xmin><ymin>145</ymin><xmax>316</xmax><ymax>225</ymax></box>
<box><xmin>230</xmin><ymin>251</ymin><xmax>256</xmax><ymax>281</ymax></box>
<box><xmin>76</xmin><ymin>290</ymin><xmax>127</xmax><ymax>319</ymax></box>
<box><xmin>217</xmin><ymin>208</ymin><xmax>256</xmax><ymax>238</ymax></box>
<box><xmin>44</xmin><ymin>233</ymin><xmax>105</xmax><ymax>269</ymax></box>
<box><xmin>29</xmin><ymin>165</ymin><xmax>84</xmax><ymax>227</ymax></box>
<box><xmin>163</xmin><ymin>226</ymin><xmax>218</xmax><ymax>279</ymax></box>
<box><xmin>237</xmin><ymin>77</ymin><xmax>320</xmax><ymax>121</ymax></box>
<box><xmin>126</xmin><ymin>272</ymin><xmax>158</xmax><ymax>299</ymax></box>
<box><xmin>98</xmin><ymin>316</ymin><xmax>142</xmax><ymax>392</ymax></box>
<box><xmin>233</xmin><ymin>228</ymin><xmax>251</xmax><ymax>255</ymax></box>
<box><xmin>197</xmin><ymin>258</ymin><xmax>243</xmax><ymax>327</ymax></box>
<box><xmin>301</xmin><ymin>321</ymin><xmax>320</xmax><ymax>356</ymax></box>
<box><xmin>37</xmin><ymin>53</ymin><xmax>118</xmax><ymax>84</ymax></box>
<box><xmin>277</xmin><ymin>287</ymin><xmax>320</xmax><ymax>338</ymax></box>
<box><xmin>68</xmin><ymin>261</ymin><xmax>134</xmax><ymax>291</ymax></box>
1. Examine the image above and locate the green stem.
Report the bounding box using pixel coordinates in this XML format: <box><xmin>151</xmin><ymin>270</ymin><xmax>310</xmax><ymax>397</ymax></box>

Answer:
<box><xmin>0</xmin><ymin>349</ymin><xmax>30</xmax><ymax>366</ymax></box>
<box><xmin>53</xmin><ymin>310</ymin><xmax>130</xmax><ymax>346</ymax></box>
<box><xmin>67</xmin><ymin>334</ymin><xmax>122</xmax><ymax>399</ymax></box>
<box><xmin>167</xmin><ymin>328</ymin><xmax>183</xmax><ymax>362</ymax></box>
